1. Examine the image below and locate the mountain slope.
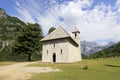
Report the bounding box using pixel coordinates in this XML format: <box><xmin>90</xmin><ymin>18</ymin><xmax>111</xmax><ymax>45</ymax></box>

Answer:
<box><xmin>0</xmin><ymin>8</ymin><xmax>8</xmax><ymax>19</ymax></box>
<box><xmin>0</xmin><ymin>8</ymin><xmax>43</xmax><ymax>61</ymax></box>
<box><xmin>0</xmin><ymin>8</ymin><xmax>27</xmax><ymax>61</ymax></box>
<box><xmin>91</xmin><ymin>42</ymin><xmax>120</xmax><ymax>58</ymax></box>
<box><xmin>102</xmin><ymin>42</ymin><xmax>120</xmax><ymax>56</ymax></box>
<box><xmin>80</xmin><ymin>41</ymin><xmax>115</xmax><ymax>54</ymax></box>
<box><xmin>0</xmin><ymin>8</ymin><xmax>25</xmax><ymax>48</ymax></box>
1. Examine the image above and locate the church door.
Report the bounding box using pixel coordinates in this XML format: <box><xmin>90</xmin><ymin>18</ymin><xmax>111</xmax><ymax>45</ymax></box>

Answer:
<box><xmin>53</xmin><ymin>53</ymin><xmax>56</xmax><ymax>62</ymax></box>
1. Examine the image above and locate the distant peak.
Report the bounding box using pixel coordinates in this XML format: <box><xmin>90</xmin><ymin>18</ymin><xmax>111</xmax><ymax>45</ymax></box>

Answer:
<box><xmin>0</xmin><ymin>8</ymin><xmax>4</xmax><ymax>10</ymax></box>
<box><xmin>0</xmin><ymin>8</ymin><xmax>8</xmax><ymax>19</ymax></box>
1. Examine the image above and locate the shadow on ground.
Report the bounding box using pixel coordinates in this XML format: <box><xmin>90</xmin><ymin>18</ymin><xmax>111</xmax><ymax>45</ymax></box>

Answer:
<box><xmin>105</xmin><ymin>64</ymin><xmax>120</xmax><ymax>67</ymax></box>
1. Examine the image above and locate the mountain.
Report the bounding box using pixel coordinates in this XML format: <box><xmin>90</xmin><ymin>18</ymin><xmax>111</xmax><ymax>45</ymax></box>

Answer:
<box><xmin>91</xmin><ymin>42</ymin><xmax>120</xmax><ymax>58</ymax></box>
<box><xmin>80</xmin><ymin>40</ymin><xmax>116</xmax><ymax>54</ymax></box>
<box><xmin>0</xmin><ymin>8</ymin><xmax>25</xmax><ymax>48</ymax></box>
<box><xmin>0</xmin><ymin>8</ymin><xmax>8</xmax><ymax>19</ymax></box>
<box><xmin>105</xmin><ymin>41</ymin><xmax>116</xmax><ymax>47</ymax></box>
<box><xmin>0</xmin><ymin>8</ymin><xmax>26</xmax><ymax>61</ymax></box>
<box><xmin>0</xmin><ymin>8</ymin><xmax>43</xmax><ymax>61</ymax></box>
<box><xmin>0</xmin><ymin>8</ymin><xmax>25</xmax><ymax>51</ymax></box>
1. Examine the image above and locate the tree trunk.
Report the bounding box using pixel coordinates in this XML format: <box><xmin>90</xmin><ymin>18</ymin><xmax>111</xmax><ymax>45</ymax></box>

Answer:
<box><xmin>28</xmin><ymin>53</ymin><xmax>31</xmax><ymax>61</ymax></box>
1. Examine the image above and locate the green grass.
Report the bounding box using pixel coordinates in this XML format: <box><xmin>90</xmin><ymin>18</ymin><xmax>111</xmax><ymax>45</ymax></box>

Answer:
<box><xmin>0</xmin><ymin>62</ymin><xmax>14</xmax><ymax>66</ymax></box>
<box><xmin>28</xmin><ymin>57</ymin><xmax>120</xmax><ymax>80</ymax></box>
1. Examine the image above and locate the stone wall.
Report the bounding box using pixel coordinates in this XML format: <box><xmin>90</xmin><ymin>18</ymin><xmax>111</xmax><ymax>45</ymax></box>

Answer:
<box><xmin>42</xmin><ymin>38</ymin><xmax>82</xmax><ymax>63</ymax></box>
<box><xmin>68</xmin><ymin>41</ymin><xmax>81</xmax><ymax>62</ymax></box>
<box><xmin>42</xmin><ymin>39</ymin><xmax>69</xmax><ymax>63</ymax></box>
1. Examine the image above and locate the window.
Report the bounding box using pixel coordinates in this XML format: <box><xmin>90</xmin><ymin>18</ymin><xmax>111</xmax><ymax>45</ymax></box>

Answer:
<box><xmin>75</xmin><ymin>33</ymin><xmax>77</xmax><ymax>38</ymax></box>
<box><xmin>47</xmin><ymin>50</ymin><xmax>48</xmax><ymax>55</ymax></box>
<box><xmin>61</xmin><ymin>49</ymin><xmax>62</xmax><ymax>54</ymax></box>
<box><xmin>54</xmin><ymin>43</ymin><xmax>55</xmax><ymax>47</ymax></box>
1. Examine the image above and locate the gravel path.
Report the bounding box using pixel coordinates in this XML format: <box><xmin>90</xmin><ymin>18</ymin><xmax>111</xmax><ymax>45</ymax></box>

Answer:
<box><xmin>0</xmin><ymin>62</ymin><xmax>60</xmax><ymax>80</ymax></box>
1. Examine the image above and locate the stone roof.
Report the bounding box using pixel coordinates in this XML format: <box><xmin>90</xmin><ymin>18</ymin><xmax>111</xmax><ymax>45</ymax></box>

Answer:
<box><xmin>72</xmin><ymin>27</ymin><xmax>80</xmax><ymax>33</ymax></box>
<box><xmin>40</xmin><ymin>26</ymin><xmax>79</xmax><ymax>45</ymax></box>
<box><xmin>41</xmin><ymin>26</ymin><xmax>70</xmax><ymax>41</ymax></box>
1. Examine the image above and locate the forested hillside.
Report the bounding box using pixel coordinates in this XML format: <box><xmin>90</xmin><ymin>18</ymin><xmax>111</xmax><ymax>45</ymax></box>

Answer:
<box><xmin>0</xmin><ymin>8</ymin><xmax>25</xmax><ymax>48</ymax></box>
<box><xmin>0</xmin><ymin>8</ymin><xmax>43</xmax><ymax>61</ymax></box>
<box><xmin>90</xmin><ymin>42</ymin><xmax>120</xmax><ymax>58</ymax></box>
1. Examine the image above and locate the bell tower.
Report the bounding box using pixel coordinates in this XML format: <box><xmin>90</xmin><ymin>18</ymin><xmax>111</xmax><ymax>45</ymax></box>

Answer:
<box><xmin>72</xmin><ymin>27</ymin><xmax>82</xmax><ymax>61</ymax></box>
<box><xmin>72</xmin><ymin>27</ymin><xmax>80</xmax><ymax>44</ymax></box>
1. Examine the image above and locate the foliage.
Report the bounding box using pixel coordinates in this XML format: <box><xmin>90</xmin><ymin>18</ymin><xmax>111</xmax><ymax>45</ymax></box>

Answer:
<box><xmin>28</xmin><ymin>57</ymin><xmax>120</xmax><ymax>80</ymax></box>
<box><xmin>0</xmin><ymin>45</ymin><xmax>12</xmax><ymax>61</ymax></box>
<box><xmin>0</xmin><ymin>15</ymin><xmax>27</xmax><ymax>61</ymax></box>
<box><xmin>12</xmin><ymin>23</ymin><xmax>43</xmax><ymax>61</ymax></box>
<box><xmin>48</xmin><ymin>27</ymin><xmax>56</xmax><ymax>34</ymax></box>
<box><xmin>0</xmin><ymin>8</ymin><xmax>43</xmax><ymax>61</ymax></box>
<box><xmin>0</xmin><ymin>16</ymin><xmax>25</xmax><ymax>41</ymax></box>
<box><xmin>90</xmin><ymin>42</ymin><xmax>120</xmax><ymax>58</ymax></box>
<box><xmin>81</xmin><ymin>54</ymin><xmax>91</xmax><ymax>59</ymax></box>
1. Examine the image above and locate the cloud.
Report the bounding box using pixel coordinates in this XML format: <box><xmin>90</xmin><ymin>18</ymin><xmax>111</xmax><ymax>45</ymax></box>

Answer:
<box><xmin>14</xmin><ymin>0</ymin><xmax>120</xmax><ymax>43</ymax></box>
<box><xmin>14</xmin><ymin>0</ymin><xmax>36</xmax><ymax>23</ymax></box>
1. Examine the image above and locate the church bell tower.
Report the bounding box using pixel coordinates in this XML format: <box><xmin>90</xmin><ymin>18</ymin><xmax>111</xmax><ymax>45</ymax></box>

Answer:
<box><xmin>72</xmin><ymin>27</ymin><xmax>82</xmax><ymax>61</ymax></box>
<box><xmin>72</xmin><ymin>27</ymin><xmax>80</xmax><ymax>44</ymax></box>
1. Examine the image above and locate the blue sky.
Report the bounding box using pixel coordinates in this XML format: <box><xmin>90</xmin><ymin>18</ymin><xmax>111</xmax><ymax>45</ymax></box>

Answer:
<box><xmin>0</xmin><ymin>0</ymin><xmax>120</xmax><ymax>44</ymax></box>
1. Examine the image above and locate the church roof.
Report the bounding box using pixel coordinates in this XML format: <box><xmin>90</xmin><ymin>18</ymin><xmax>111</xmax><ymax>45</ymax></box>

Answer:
<box><xmin>40</xmin><ymin>26</ymin><xmax>79</xmax><ymax>45</ymax></box>
<box><xmin>41</xmin><ymin>26</ymin><xmax>70</xmax><ymax>41</ymax></box>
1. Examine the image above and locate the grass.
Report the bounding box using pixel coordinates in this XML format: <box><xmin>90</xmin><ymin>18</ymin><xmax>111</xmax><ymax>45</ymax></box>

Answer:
<box><xmin>0</xmin><ymin>62</ymin><xmax>15</xmax><ymax>66</ymax></box>
<box><xmin>28</xmin><ymin>57</ymin><xmax>120</xmax><ymax>80</ymax></box>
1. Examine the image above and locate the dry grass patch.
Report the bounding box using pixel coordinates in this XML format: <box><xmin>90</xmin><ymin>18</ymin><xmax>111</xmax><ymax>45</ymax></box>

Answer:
<box><xmin>0</xmin><ymin>62</ymin><xmax>15</xmax><ymax>66</ymax></box>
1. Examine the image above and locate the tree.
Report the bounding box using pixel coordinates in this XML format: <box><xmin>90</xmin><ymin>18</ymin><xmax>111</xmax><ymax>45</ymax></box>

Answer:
<box><xmin>12</xmin><ymin>23</ymin><xmax>43</xmax><ymax>61</ymax></box>
<box><xmin>99</xmin><ymin>50</ymin><xmax>106</xmax><ymax>58</ymax></box>
<box><xmin>48</xmin><ymin>27</ymin><xmax>56</xmax><ymax>34</ymax></box>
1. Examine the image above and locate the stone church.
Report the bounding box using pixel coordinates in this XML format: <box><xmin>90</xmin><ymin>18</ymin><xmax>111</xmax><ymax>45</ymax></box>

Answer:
<box><xmin>40</xmin><ymin>26</ymin><xmax>82</xmax><ymax>63</ymax></box>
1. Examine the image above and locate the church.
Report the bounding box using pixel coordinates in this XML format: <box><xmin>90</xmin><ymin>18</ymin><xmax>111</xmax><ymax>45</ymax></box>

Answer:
<box><xmin>40</xmin><ymin>26</ymin><xmax>82</xmax><ymax>63</ymax></box>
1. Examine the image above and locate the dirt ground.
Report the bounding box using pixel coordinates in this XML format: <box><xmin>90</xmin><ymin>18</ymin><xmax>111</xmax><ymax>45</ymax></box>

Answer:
<box><xmin>0</xmin><ymin>62</ymin><xmax>60</xmax><ymax>80</ymax></box>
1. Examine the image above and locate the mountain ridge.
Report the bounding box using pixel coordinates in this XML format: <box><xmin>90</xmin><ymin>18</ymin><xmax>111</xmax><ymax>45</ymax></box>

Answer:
<box><xmin>0</xmin><ymin>8</ymin><xmax>26</xmax><ymax>51</ymax></box>
<box><xmin>90</xmin><ymin>42</ymin><xmax>120</xmax><ymax>58</ymax></box>
<box><xmin>0</xmin><ymin>8</ymin><xmax>8</xmax><ymax>19</ymax></box>
<box><xmin>80</xmin><ymin>40</ymin><xmax>116</xmax><ymax>54</ymax></box>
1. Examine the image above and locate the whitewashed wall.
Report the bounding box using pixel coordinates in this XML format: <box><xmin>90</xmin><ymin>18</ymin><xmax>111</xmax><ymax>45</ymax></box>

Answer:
<box><xmin>42</xmin><ymin>39</ymin><xmax>69</xmax><ymax>63</ymax></box>
<box><xmin>42</xmin><ymin>38</ymin><xmax>82</xmax><ymax>63</ymax></box>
